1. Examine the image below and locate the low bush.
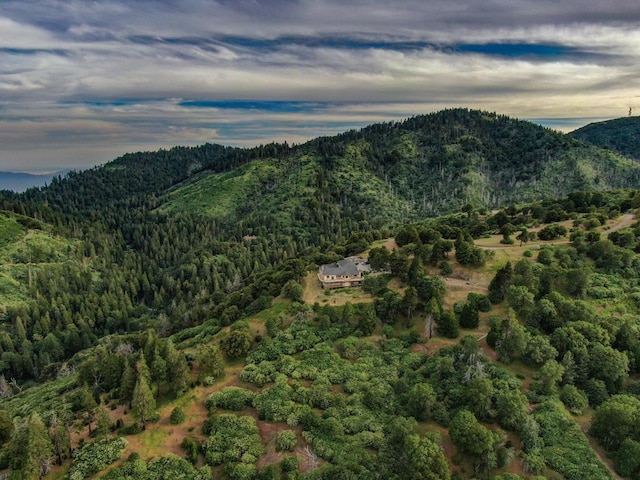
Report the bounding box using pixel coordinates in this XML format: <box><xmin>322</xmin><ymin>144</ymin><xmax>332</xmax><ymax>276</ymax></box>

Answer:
<box><xmin>170</xmin><ymin>406</ymin><xmax>186</xmax><ymax>424</ymax></box>
<box><xmin>68</xmin><ymin>437</ymin><xmax>128</xmax><ymax>480</ymax></box>
<box><xmin>276</xmin><ymin>430</ymin><xmax>297</xmax><ymax>452</ymax></box>
<box><xmin>206</xmin><ymin>387</ymin><xmax>256</xmax><ymax>411</ymax></box>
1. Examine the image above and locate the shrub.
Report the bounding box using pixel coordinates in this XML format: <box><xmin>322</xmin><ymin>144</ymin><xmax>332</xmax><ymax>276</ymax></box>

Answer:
<box><xmin>68</xmin><ymin>437</ymin><xmax>128</xmax><ymax>480</ymax></box>
<box><xmin>170</xmin><ymin>406</ymin><xmax>186</xmax><ymax>424</ymax></box>
<box><xmin>222</xmin><ymin>322</ymin><xmax>253</xmax><ymax>358</ymax></box>
<box><xmin>467</xmin><ymin>292</ymin><xmax>491</xmax><ymax>312</ymax></box>
<box><xmin>280</xmin><ymin>455</ymin><xmax>299</xmax><ymax>472</ymax></box>
<box><xmin>276</xmin><ymin>430</ymin><xmax>297</xmax><ymax>452</ymax></box>
<box><xmin>559</xmin><ymin>385</ymin><xmax>588</xmax><ymax>415</ymax></box>
<box><xmin>534</xmin><ymin>400</ymin><xmax>613</xmax><ymax>480</ymax></box>
<box><xmin>206</xmin><ymin>387</ymin><xmax>256</xmax><ymax>411</ymax></box>
<box><xmin>119</xmin><ymin>422</ymin><xmax>142</xmax><ymax>435</ymax></box>
<box><xmin>538</xmin><ymin>224</ymin><xmax>568</xmax><ymax>241</ymax></box>
<box><xmin>181</xmin><ymin>436</ymin><xmax>199</xmax><ymax>464</ymax></box>
<box><xmin>614</xmin><ymin>439</ymin><xmax>640</xmax><ymax>478</ymax></box>
<box><xmin>203</xmin><ymin>415</ymin><xmax>263</xmax><ymax>466</ymax></box>
<box><xmin>362</xmin><ymin>275</ymin><xmax>389</xmax><ymax>295</ymax></box>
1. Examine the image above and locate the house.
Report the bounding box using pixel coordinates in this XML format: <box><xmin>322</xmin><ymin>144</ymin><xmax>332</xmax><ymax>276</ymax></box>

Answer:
<box><xmin>318</xmin><ymin>256</ymin><xmax>371</xmax><ymax>289</ymax></box>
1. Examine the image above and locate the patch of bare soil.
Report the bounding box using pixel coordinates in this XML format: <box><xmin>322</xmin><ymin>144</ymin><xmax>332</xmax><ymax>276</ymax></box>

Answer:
<box><xmin>606</xmin><ymin>213</ymin><xmax>635</xmax><ymax>233</ymax></box>
<box><xmin>255</xmin><ymin>421</ymin><xmax>297</xmax><ymax>469</ymax></box>
<box><xmin>254</xmin><ymin>418</ymin><xmax>325</xmax><ymax>474</ymax></box>
<box><xmin>381</xmin><ymin>237</ymin><xmax>398</xmax><ymax>252</ymax></box>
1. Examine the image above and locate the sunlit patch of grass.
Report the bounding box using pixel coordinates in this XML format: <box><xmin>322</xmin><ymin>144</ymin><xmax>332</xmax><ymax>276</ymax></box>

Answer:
<box><xmin>0</xmin><ymin>214</ymin><xmax>25</xmax><ymax>248</ymax></box>
<box><xmin>158</xmin><ymin>160</ymin><xmax>281</xmax><ymax>217</ymax></box>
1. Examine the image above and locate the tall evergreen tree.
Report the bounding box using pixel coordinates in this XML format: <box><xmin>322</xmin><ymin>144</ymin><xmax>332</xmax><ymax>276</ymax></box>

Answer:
<box><xmin>488</xmin><ymin>262</ymin><xmax>513</xmax><ymax>304</ymax></box>
<box><xmin>48</xmin><ymin>410</ymin><xmax>71</xmax><ymax>466</ymax></box>
<box><xmin>132</xmin><ymin>374</ymin><xmax>156</xmax><ymax>429</ymax></box>
<box><xmin>8</xmin><ymin>412</ymin><xmax>53</xmax><ymax>479</ymax></box>
<box><xmin>120</xmin><ymin>358</ymin><xmax>137</xmax><ymax>407</ymax></box>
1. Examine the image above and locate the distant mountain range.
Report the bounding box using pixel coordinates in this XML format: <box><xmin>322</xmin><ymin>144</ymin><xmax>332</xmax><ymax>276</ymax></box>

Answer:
<box><xmin>0</xmin><ymin>170</ymin><xmax>67</xmax><ymax>193</ymax></box>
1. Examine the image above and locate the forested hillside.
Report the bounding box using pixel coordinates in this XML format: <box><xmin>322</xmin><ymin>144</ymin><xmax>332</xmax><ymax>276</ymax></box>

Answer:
<box><xmin>0</xmin><ymin>109</ymin><xmax>639</xmax><ymax>479</ymax></box>
<box><xmin>571</xmin><ymin>116</ymin><xmax>640</xmax><ymax>161</ymax></box>
<box><xmin>159</xmin><ymin>109</ymin><xmax>640</xmax><ymax>237</ymax></box>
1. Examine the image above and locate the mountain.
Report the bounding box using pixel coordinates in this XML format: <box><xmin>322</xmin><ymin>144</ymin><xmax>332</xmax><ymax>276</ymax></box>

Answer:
<box><xmin>0</xmin><ymin>171</ymin><xmax>66</xmax><ymax>193</ymax></box>
<box><xmin>1</xmin><ymin>108</ymin><xmax>639</xmax><ymax>479</ymax></box>
<box><xmin>570</xmin><ymin>115</ymin><xmax>640</xmax><ymax>160</ymax></box>
<box><xmin>11</xmin><ymin>109</ymin><xmax>639</xmax><ymax>251</ymax></box>
<box><xmin>157</xmin><ymin>109</ymin><xmax>640</xmax><ymax>240</ymax></box>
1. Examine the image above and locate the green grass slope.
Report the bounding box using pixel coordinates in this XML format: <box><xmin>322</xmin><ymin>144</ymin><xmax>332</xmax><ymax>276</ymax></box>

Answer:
<box><xmin>159</xmin><ymin>148</ymin><xmax>416</xmax><ymax>244</ymax></box>
<box><xmin>0</xmin><ymin>212</ymin><xmax>78</xmax><ymax>309</ymax></box>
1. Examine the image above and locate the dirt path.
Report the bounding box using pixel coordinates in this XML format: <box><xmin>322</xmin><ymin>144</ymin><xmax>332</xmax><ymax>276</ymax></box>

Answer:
<box><xmin>606</xmin><ymin>213</ymin><xmax>635</xmax><ymax>233</ymax></box>
<box><xmin>479</xmin><ymin>241</ymin><xmax>570</xmax><ymax>251</ymax></box>
<box><xmin>444</xmin><ymin>277</ymin><xmax>488</xmax><ymax>291</ymax></box>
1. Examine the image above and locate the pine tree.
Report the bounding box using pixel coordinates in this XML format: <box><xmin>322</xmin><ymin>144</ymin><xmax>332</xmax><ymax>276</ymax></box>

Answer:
<box><xmin>132</xmin><ymin>374</ymin><xmax>156</xmax><ymax>429</ymax></box>
<box><xmin>120</xmin><ymin>358</ymin><xmax>136</xmax><ymax>407</ymax></box>
<box><xmin>0</xmin><ymin>408</ymin><xmax>13</xmax><ymax>444</ymax></box>
<box><xmin>197</xmin><ymin>343</ymin><xmax>225</xmax><ymax>381</ymax></box>
<box><xmin>165</xmin><ymin>340</ymin><xmax>190</xmax><ymax>396</ymax></box>
<box><xmin>403</xmin><ymin>286</ymin><xmax>419</xmax><ymax>323</ymax></box>
<box><xmin>488</xmin><ymin>262</ymin><xmax>513</xmax><ymax>304</ymax></box>
<box><xmin>94</xmin><ymin>403</ymin><xmax>112</xmax><ymax>439</ymax></box>
<box><xmin>8</xmin><ymin>412</ymin><xmax>53</xmax><ymax>479</ymax></box>
<box><xmin>48</xmin><ymin>410</ymin><xmax>71</xmax><ymax>466</ymax></box>
<box><xmin>78</xmin><ymin>383</ymin><xmax>97</xmax><ymax>434</ymax></box>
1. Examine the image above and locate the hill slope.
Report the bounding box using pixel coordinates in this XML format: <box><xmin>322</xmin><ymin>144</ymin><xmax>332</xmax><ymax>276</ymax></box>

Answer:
<box><xmin>159</xmin><ymin>109</ymin><xmax>640</xmax><ymax>242</ymax></box>
<box><xmin>3</xmin><ymin>192</ymin><xmax>638</xmax><ymax>480</ymax></box>
<box><xmin>571</xmin><ymin>116</ymin><xmax>640</xmax><ymax>160</ymax></box>
<box><xmin>13</xmin><ymin>109</ymin><xmax>640</xmax><ymax>244</ymax></box>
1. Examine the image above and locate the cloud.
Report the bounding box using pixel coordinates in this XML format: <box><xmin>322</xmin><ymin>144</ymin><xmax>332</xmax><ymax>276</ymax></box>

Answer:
<box><xmin>1</xmin><ymin>1</ymin><xmax>640</xmax><ymax>170</ymax></box>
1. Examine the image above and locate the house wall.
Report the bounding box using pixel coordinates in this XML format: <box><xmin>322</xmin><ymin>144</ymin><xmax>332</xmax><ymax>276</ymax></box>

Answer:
<box><xmin>318</xmin><ymin>273</ymin><xmax>364</xmax><ymax>289</ymax></box>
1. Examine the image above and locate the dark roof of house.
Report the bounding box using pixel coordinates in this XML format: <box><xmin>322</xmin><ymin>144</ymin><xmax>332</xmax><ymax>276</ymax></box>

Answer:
<box><xmin>320</xmin><ymin>258</ymin><xmax>359</xmax><ymax>277</ymax></box>
<box><xmin>320</xmin><ymin>256</ymin><xmax>371</xmax><ymax>277</ymax></box>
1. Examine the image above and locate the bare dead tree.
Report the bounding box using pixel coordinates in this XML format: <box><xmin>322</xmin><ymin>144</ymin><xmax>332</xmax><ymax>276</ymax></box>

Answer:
<box><xmin>114</xmin><ymin>342</ymin><xmax>135</xmax><ymax>356</ymax></box>
<box><xmin>0</xmin><ymin>376</ymin><xmax>13</xmax><ymax>399</ymax></box>
<box><xmin>424</xmin><ymin>313</ymin><xmax>435</xmax><ymax>339</ymax></box>
<box><xmin>57</xmin><ymin>364</ymin><xmax>76</xmax><ymax>379</ymax></box>
<box><xmin>302</xmin><ymin>445</ymin><xmax>319</xmax><ymax>471</ymax></box>
<box><xmin>9</xmin><ymin>378</ymin><xmax>23</xmax><ymax>394</ymax></box>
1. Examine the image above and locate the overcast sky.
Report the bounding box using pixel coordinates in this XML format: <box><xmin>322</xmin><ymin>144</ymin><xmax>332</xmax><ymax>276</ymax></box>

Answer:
<box><xmin>2</xmin><ymin>0</ymin><xmax>640</xmax><ymax>172</ymax></box>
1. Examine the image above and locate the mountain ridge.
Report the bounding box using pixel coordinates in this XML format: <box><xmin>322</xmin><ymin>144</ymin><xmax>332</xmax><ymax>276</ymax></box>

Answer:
<box><xmin>570</xmin><ymin>115</ymin><xmax>640</xmax><ymax>161</ymax></box>
<box><xmin>154</xmin><ymin>109</ymin><xmax>640</xmax><ymax>243</ymax></box>
<box><xmin>17</xmin><ymin>109</ymin><xmax>640</xmax><ymax>221</ymax></box>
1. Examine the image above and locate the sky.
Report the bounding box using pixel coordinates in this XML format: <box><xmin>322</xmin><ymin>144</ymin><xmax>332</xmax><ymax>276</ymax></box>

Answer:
<box><xmin>1</xmin><ymin>1</ymin><xmax>640</xmax><ymax>172</ymax></box>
